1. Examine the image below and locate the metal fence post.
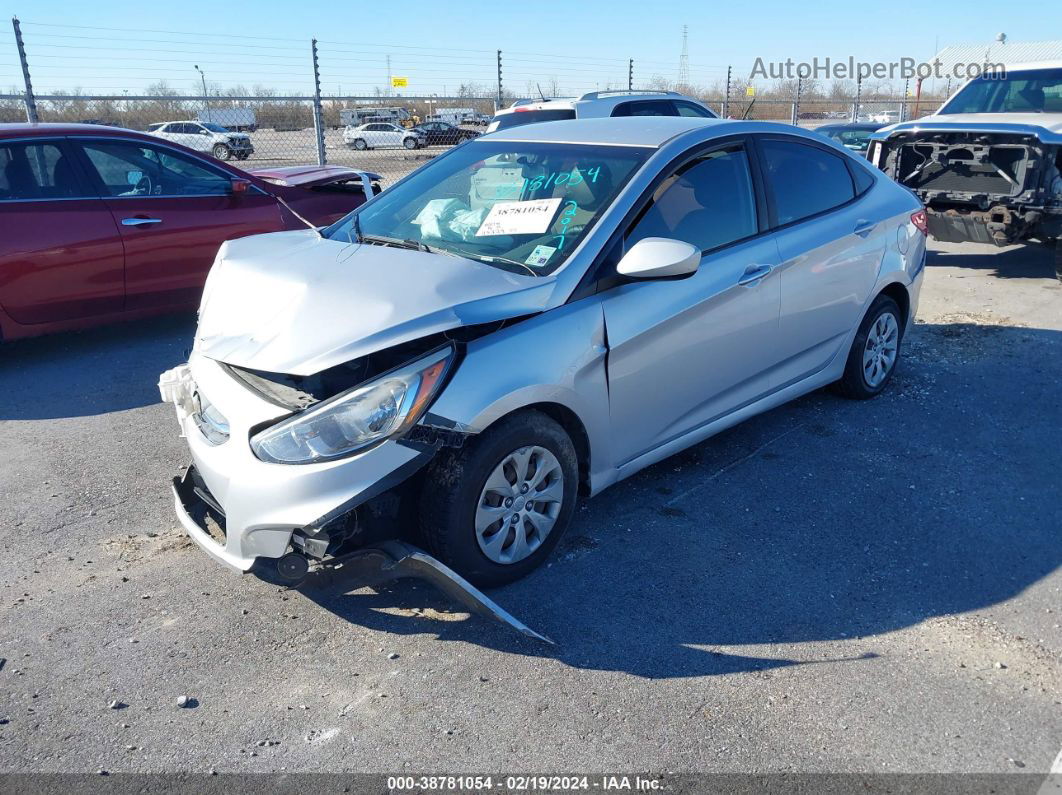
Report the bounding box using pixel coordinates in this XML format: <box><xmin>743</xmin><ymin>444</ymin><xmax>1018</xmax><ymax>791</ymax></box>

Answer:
<box><xmin>791</xmin><ymin>76</ymin><xmax>802</xmax><ymax>125</ymax></box>
<box><xmin>497</xmin><ymin>50</ymin><xmax>503</xmax><ymax>108</ymax></box>
<box><xmin>628</xmin><ymin>58</ymin><xmax>633</xmax><ymax>91</ymax></box>
<box><xmin>723</xmin><ymin>65</ymin><xmax>731</xmax><ymax>118</ymax></box>
<box><xmin>12</xmin><ymin>16</ymin><xmax>39</xmax><ymax>123</ymax></box>
<box><xmin>310</xmin><ymin>38</ymin><xmax>326</xmax><ymax>166</ymax></box>
<box><xmin>851</xmin><ymin>75</ymin><xmax>862</xmax><ymax>122</ymax></box>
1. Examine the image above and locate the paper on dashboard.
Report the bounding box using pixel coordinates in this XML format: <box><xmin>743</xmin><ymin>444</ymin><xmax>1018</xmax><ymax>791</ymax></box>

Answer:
<box><xmin>476</xmin><ymin>198</ymin><xmax>563</xmax><ymax>237</ymax></box>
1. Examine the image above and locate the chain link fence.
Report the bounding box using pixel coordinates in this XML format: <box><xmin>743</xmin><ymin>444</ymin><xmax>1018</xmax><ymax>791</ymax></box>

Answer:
<box><xmin>0</xmin><ymin>92</ymin><xmax>944</xmax><ymax>185</ymax></box>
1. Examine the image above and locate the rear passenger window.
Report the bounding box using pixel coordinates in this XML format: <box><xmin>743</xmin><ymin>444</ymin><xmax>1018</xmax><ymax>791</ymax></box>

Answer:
<box><xmin>627</xmin><ymin>145</ymin><xmax>757</xmax><ymax>252</ymax></box>
<box><xmin>760</xmin><ymin>139</ymin><xmax>855</xmax><ymax>225</ymax></box>
<box><xmin>674</xmin><ymin>101</ymin><xmax>714</xmax><ymax>118</ymax></box>
<box><xmin>612</xmin><ymin>100</ymin><xmax>676</xmax><ymax>117</ymax></box>
<box><xmin>0</xmin><ymin>142</ymin><xmax>85</xmax><ymax>200</ymax></box>
<box><xmin>851</xmin><ymin>163</ymin><xmax>876</xmax><ymax>195</ymax></box>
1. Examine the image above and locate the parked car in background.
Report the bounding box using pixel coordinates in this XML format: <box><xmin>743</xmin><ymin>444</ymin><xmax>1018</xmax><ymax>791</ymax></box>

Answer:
<box><xmin>814</xmin><ymin>122</ymin><xmax>886</xmax><ymax>156</ymax></box>
<box><xmin>869</xmin><ymin>61</ymin><xmax>1062</xmax><ymax>280</ymax></box>
<box><xmin>0</xmin><ymin>123</ymin><xmax>381</xmax><ymax>340</ymax></box>
<box><xmin>338</xmin><ymin>107</ymin><xmax>410</xmax><ymax>128</ymax></box>
<box><xmin>196</xmin><ymin>107</ymin><xmax>257</xmax><ymax>133</ymax></box>
<box><xmin>162</xmin><ymin>116</ymin><xmax>925</xmax><ymax>589</ymax></box>
<box><xmin>486</xmin><ymin>90</ymin><xmax>718</xmax><ymax>133</ymax></box>
<box><xmin>149</xmin><ymin>120</ymin><xmax>254</xmax><ymax>161</ymax></box>
<box><xmin>868</xmin><ymin>110</ymin><xmax>901</xmax><ymax>124</ymax></box>
<box><xmin>343</xmin><ymin>122</ymin><xmax>425</xmax><ymax>150</ymax></box>
<box><xmin>412</xmin><ymin>121</ymin><xmax>480</xmax><ymax>146</ymax></box>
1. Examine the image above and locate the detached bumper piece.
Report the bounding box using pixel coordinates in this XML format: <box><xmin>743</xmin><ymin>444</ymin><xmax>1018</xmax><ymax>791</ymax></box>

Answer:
<box><xmin>172</xmin><ymin>468</ymin><xmax>551</xmax><ymax>644</ymax></box>
<box><xmin>323</xmin><ymin>540</ymin><xmax>554</xmax><ymax>645</ymax></box>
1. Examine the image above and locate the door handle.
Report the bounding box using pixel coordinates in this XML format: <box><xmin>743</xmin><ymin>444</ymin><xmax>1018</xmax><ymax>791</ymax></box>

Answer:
<box><xmin>122</xmin><ymin>217</ymin><xmax>162</xmax><ymax>227</ymax></box>
<box><xmin>738</xmin><ymin>263</ymin><xmax>774</xmax><ymax>286</ymax></box>
<box><xmin>853</xmin><ymin>219</ymin><xmax>875</xmax><ymax>236</ymax></box>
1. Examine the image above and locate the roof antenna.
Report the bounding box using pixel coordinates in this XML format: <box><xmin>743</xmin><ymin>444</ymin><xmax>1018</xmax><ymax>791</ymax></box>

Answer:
<box><xmin>536</xmin><ymin>82</ymin><xmax>547</xmax><ymax>101</ymax></box>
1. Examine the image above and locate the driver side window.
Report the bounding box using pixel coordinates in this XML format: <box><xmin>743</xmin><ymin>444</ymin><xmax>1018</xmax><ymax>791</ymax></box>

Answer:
<box><xmin>626</xmin><ymin>145</ymin><xmax>758</xmax><ymax>253</ymax></box>
<box><xmin>79</xmin><ymin>140</ymin><xmax>232</xmax><ymax>197</ymax></box>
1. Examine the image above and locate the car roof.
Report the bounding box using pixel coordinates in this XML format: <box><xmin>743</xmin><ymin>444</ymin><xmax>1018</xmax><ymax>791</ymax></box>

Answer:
<box><xmin>496</xmin><ymin>91</ymin><xmax>709</xmax><ymax>117</ymax></box>
<box><xmin>0</xmin><ymin>122</ymin><xmax>148</xmax><ymax>138</ymax></box>
<box><xmin>479</xmin><ymin>116</ymin><xmax>735</xmax><ymax>147</ymax></box>
<box><xmin>817</xmin><ymin>122</ymin><xmax>882</xmax><ymax>131</ymax></box>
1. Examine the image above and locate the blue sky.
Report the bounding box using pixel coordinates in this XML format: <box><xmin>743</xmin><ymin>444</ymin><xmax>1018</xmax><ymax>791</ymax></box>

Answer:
<box><xmin>2</xmin><ymin>0</ymin><xmax>1059</xmax><ymax>96</ymax></box>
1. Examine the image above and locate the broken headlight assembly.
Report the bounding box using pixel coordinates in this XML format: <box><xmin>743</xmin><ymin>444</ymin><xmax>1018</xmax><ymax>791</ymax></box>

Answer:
<box><xmin>250</xmin><ymin>346</ymin><xmax>455</xmax><ymax>464</ymax></box>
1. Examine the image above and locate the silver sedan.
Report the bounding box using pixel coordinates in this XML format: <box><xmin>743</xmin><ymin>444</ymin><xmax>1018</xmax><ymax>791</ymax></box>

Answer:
<box><xmin>162</xmin><ymin>116</ymin><xmax>926</xmax><ymax>589</ymax></box>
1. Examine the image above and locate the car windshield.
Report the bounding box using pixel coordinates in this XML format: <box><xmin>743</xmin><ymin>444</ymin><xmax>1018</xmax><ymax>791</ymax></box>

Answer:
<box><xmin>941</xmin><ymin>68</ymin><xmax>1062</xmax><ymax>114</ymax></box>
<box><xmin>200</xmin><ymin>123</ymin><xmax>229</xmax><ymax>132</ymax></box>
<box><xmin>324</xmin><ymin>141</ymin><xmax>650</xmax><ymax>276</ymax></box>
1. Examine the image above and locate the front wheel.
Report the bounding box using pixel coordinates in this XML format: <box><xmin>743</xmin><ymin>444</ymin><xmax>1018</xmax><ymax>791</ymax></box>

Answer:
<box><xmin>403</xmin><ymin>137</ymin><xmax>419</xmax><ymax>150</ymax></box>
<box><xmin>352</xmin><ymin>138</ymin><xmax>368</xmax><ymax>151</ymax></box>
<box><xmin>419</xmin><ymin>410</ymin><xmax>578</xmax><ymax>588</ymax></box>
<box><xmin>212</xmin><ymin>143</ymin><xmax>231</xmax><ymax>161</ymax></box>
<box><xmin>832</xmin><ymin>294</ymin><xmax>904</xmax><ymax>400</ymax></box>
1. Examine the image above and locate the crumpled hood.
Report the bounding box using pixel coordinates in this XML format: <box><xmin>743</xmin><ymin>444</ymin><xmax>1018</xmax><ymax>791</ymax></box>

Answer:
<box><xmin>195</xmin><ymin>230</ymin><xmax>556</xmax><ymax>375</ymax></box>
<box><xmin>873</xmin><ymin>113</ymin><xmax>1062</xmax><ymax>143</ymax></box>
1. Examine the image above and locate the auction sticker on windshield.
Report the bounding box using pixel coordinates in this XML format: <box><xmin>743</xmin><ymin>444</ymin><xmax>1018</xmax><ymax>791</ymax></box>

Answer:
<box><xmin>525</xmin><ymin>244</ymin><xmax>557</xmax><ymax>267</ymax></box>
<box><xmin>476</xmin><ymin>198</ymin><xmax>563</xmax><ymax>237</ymax></box>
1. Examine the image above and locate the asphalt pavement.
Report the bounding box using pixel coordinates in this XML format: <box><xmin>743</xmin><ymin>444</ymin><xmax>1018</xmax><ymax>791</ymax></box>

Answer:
<box><xmin>0</xmin><ymin>240</ymin><xmax>1059</xmax><ymax>776</ymax></box>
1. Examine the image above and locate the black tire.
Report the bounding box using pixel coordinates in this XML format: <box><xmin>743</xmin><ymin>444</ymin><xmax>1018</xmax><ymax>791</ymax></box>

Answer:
<box><xmin>832</xmin><ymin>294</ymin><xmax>904</xmax><ymax>400</ymax></box>
<box><xmin>419</xmin><ymin>410</ymin><xmax>579</xmax><ymax>588</ymax></box>
<box><xmin>403</xmin><ymin>137</ymin><xmax>418</xmax><ymax>150</ymax></box>
<box><xmin>235</xmin><ymin>152</ymin><xmax>249</xmax><ymax>161</ymax></box>
<box><xmin>352</xmin><ymin>138</ymin><xmax>368</xmax><ymax>151</ymax></box>
<box><xmin>212</xmin><ymin>143</ymin><xmax>231</xmax><ymax>161</ymax></box>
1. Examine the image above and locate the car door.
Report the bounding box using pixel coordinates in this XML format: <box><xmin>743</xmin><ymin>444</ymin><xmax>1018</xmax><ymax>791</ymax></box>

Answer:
<box><xmin>383</xmin><ymin>124</ymin><xmax>404</xmax><ymax>147</ymax></box>
<box><xmin>165</xmin><ymin>123</ymin><xmax>196</xmax><ymax>150</ymax></box>
<box><xmin>184</xmin><ymin>123</ymin><xmax>214</xmax><ymax>152</ymax></box>
<box><xmin>74</xmin><ymin>136</ymin><xmax>284</xmax><ymax>310</ymax></box>
<box><xmin>754</xmin><ymin>135</ymin><xmax>885</xmax><ymax>388</ymax></box>
<box><xmin>0</xmin><ymin>137</ymin><xmax>125</xmax><ymax>325</ymax></box>
<box><xmin>599</xmin><ymin>140</ymin><xmax>782</xmax><ymax>466</ymax></box>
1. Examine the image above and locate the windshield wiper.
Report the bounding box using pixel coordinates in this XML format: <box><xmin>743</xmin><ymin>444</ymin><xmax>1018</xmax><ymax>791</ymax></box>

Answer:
<box><xmin>360</xmin><ymin>233</ymin><xmax>433</xmax><ymax>253</ymax></box>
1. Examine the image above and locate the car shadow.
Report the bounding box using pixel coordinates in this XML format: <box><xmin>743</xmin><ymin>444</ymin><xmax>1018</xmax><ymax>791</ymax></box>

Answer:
<box><xmin>0</xmin><ymin>313</ymin><xmax>196</xmax><ymax>420</ymax></box>
<box><xmin>927</xmin><ymin>242</ymin><xmax>1056</xmax><ymax>278</ymax></box>
<box><xmin>299</xmin><ymin>321</ymin><xmax>1062</xmax><ymax>679</ymax></box>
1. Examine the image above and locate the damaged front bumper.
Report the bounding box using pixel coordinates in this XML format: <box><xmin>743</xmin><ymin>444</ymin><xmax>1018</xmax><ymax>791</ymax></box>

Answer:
<box><xmin>160</xmin><ymin>353</ymin><xmax>432</xmax><ymax>572</ymax></box>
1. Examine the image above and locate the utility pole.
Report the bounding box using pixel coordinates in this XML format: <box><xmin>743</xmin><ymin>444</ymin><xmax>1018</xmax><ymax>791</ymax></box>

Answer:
<box><xmin>723</xmin><ymin>65</ymin><xmax>731</xmax><ymax>118</ymax></box>
<box><xmin>194</xmin><ymin>64</ymin><xmax>209</xmax><ymax>117</ymax></box>
<box><xmin>628</xmin><ymin>58</ymin><xmax>633</xmax><ymax>91</ymax></box>
<box><xmin>386</xmin><ymin>54</ymin><xmax>392</xmax><ymax>97</ymax></box>
<box><xmin>310</xmin><ymin>39</ymin><xmax>326</xmax><ymax>166</ymax></box>
<box><xmin>496</xmin><ymin>50</ymin><xmax>503</xmax><ymax>110</ymax></box>
<box><xmin>12</xmin><ymin>16</ymin><xmax>38</xmax><ymax>123</ymax></box>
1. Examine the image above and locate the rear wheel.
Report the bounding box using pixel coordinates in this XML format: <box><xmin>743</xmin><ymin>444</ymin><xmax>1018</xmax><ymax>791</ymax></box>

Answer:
<box><xmin>212</xmin><ymin>143</ymin><xmax>231</xmax><ymax>161</ymax></box>
<box><xmin>832</xmin><ymin>294</ymin><xmax>904</xmax><ymax>400</ymax></box>
<box><xmin>419</xmin><ymin>410</ymin><xmax>578</xmax><ymax>588</ymax></box>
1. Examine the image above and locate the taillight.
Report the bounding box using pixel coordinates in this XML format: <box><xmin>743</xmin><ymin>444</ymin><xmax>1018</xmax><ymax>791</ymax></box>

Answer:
<box><xmin>911</xmin><ymin>210</ymin><xmax>928</xmax><ymax>236</ymax></box>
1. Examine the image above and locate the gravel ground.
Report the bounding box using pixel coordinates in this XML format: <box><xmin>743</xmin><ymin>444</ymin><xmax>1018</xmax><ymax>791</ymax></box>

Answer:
<box><xmin>0</xmin><ymin>240</ymin><xmax>1059</xmax><ymax>775</ymax></box>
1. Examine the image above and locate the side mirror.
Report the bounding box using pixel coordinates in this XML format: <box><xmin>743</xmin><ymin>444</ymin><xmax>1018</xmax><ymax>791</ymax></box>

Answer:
<box><xmin>229</xmin><ymin>178</ymin><xmax>251</xmax><ymax>195</ymax></box>
<box><xmin>616</xmin><ymin>237</ymin><xmax>701</xmax><ymax>279</ymax></box>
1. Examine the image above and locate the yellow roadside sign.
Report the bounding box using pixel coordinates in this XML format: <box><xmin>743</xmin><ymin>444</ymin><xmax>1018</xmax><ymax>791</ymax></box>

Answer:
<box><xmin>746</xmin><ymin>86</ymin><xmax>756</xmax><ymax>97</ymax></box>
<box><xmin>391</xmin><ymin>76</ymin><xmax>408</xmax><ymax>88</ymax></box>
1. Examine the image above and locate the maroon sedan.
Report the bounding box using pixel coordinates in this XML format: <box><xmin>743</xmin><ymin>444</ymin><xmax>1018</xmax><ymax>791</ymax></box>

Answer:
<box><xmin>0</xmin><ymin>123</ymin><xmax>380</xmax><ymax>340</ymax></box>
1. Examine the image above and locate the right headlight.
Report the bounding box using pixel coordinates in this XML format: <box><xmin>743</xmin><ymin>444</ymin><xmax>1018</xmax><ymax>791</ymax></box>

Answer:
<box><xmin>250</xmin><ymin>346</ymin><xmax>454</xmax><ymax>464</ymax></box>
